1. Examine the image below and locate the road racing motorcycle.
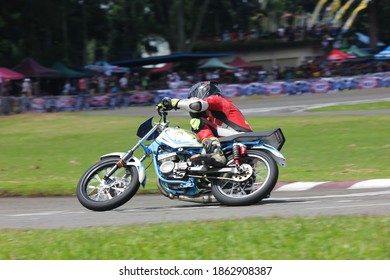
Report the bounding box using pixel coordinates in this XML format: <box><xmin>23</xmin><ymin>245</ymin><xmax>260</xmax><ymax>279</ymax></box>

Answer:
<box><xmin>76</xmin><ymin>108</ymin><xmax>286</xmax><ymax>211</ymax></box>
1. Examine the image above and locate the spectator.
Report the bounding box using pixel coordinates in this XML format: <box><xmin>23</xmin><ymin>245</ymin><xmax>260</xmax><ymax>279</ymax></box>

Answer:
<box><xmin>222</xmin><ymin>30</ymin><xmax>230</xmax><ymax>41</ymax></box>
<box><xmin>21</xmin><ymin>78</ymin><xmax>32</xmax><ymax>96</ymax></box>
<box><xmin>119</xmin><ymin>74</ymin><xmax>129</xmax><ymax>92</ymax></box>
<box><xmin>78</xmin><ymin>77</ymin><xmax>88</xmax><ymax>95</ymax></box>
<box><xmin>238</xmin><ymin>30</ymin><xmax>245</xmax><ymax>41</ymax></box>
<box><xmin>90</xmin><ymin>76</ymin><xmax>99</xmax><ymax>94</ymax></box>
<box><xmin>258</xmin><ymin>69</ymin><xmax>268</xmax><ymax>82</ymax></box>
<box><xmin>63</xmin><ymin>80</ymin><xmax>72</xmax><ymax>95</ymax></box>
<box><xmin>98</xmin><ymin>75</ymin><xmax>106</xmax><ymax>94</ymax></box>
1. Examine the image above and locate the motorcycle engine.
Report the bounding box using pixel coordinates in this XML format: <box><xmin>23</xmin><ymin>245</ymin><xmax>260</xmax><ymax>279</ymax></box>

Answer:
<box><xmin>158</xmin><ymin>152</ymin><xmax>189</xmax><ymax>179</ymax></box>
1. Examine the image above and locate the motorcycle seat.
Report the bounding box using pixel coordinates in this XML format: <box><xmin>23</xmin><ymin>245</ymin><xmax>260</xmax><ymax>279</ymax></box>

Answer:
<box><xmin>219</xmin><ymin>128</ymin><xmax>285</xmax><ymax>151</ymax></box>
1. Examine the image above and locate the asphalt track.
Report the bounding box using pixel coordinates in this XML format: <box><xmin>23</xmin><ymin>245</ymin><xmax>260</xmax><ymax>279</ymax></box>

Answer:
<box><xmin>1</xmin><ymin>88</ymin><xmax>389</xmax><ymax>229</ymax></box>
<box><xmin>82</xmin><ymin>87</ymin><xmax>390</xmax><ymax>117</ymax></box>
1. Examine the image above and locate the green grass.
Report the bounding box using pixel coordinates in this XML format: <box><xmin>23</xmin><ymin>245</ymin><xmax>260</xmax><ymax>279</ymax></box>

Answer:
<box><xmin>1</xmin><ymin>111</ymin><xmax>390</xmax><ymax>196</ymax></box>
<box><xmin>0</xmin><ymin>216</ymin><xmax>388</xmax><ymax>260</ymax></box>
<box><xmin>0</xmin><ymin>103</ymin><xmax>389</xmax><ymax>260</ymax></box>
<box><xmin>308</xmin><ymin>101</ymin><xmax>390</xmax><ymax>112</ymax></box>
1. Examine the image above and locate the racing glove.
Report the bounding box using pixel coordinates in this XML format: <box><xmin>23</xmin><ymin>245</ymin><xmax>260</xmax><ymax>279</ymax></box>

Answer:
<box><xmin>156</xmin><ymin>97</ymin><xmax>180</xmax><ymax>111</ymax></box>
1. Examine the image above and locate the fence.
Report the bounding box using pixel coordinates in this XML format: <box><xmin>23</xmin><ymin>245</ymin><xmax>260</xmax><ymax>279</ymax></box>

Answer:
<box><xmin>1</xmin><ymin>72</ymin><xmax>390</xmax><ymax>114</ymax></box>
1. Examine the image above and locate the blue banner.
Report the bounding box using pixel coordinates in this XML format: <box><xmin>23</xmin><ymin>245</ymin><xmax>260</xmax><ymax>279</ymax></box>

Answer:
<box><xmin>2</xmin><ymin>72</ymin><xmax>390</xmax><ymax>114</ymax></box>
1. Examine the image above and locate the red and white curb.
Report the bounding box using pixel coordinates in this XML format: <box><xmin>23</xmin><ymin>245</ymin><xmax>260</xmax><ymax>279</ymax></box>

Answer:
<box><xmin>274</xmin><ymin>179</ymin><xmax>390</xmax><ymax>191</ymax></box>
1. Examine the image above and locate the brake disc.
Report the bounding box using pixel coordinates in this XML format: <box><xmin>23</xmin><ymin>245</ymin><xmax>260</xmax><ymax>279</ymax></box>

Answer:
<box><xmin>231</xmin><ymin>163</ymin><xmax>253</xmax><ymax>182</ymax></box>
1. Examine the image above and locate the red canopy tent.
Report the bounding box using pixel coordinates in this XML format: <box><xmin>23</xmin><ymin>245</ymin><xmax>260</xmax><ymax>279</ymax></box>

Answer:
<box><xmin>13</xmin><ymin>57</ymin><xmax>59</xmax><ymax>77</ymax></box>
<box><xmin>149</xmin><ymin>63</ymin><xmax>173</xmax><ymax>74</ymax></box>
<box><xmin>0</xmin><ymin>67</ymin><xmax>25</xmax><ymax>80</ymax></box>
<box><xmin>228</xmin><ymin>56</ymin><xmax>258</xmax><ymax>68</ymax></box>
<box><xmin>326</xmin><ymin>49</ymin><xmax>356</xmax><ymax>61</ymax></box>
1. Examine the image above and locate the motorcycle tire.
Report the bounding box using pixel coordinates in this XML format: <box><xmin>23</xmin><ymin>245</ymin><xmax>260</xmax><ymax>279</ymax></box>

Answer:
<box><xmin>76</xmin><ymin>157</ymin><xmax>140</xmax><ymax>211</ymax></box>
<box><xmin>211</xmin><ymin>150</ymin><xmax>278</xmax><ymax>206</ymax></box>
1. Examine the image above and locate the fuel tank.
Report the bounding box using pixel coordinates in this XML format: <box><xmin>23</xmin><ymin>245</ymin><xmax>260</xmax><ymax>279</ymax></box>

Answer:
<box><xmin>156</xmin><ymin>127</ymin><xmax>202</xmax><ymax>148</ymax></box>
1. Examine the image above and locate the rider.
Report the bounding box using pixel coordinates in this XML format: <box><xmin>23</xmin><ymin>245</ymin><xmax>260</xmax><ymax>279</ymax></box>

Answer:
<box><xmin>157</xmin><ymin>80</ymin><xmax>252</xmax><ymax>167</ymax></box>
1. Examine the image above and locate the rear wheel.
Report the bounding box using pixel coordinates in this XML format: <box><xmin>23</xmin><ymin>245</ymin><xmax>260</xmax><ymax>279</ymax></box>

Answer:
<box><xmin>211</xmin><ymin>150</ymin><xmax>278</xmax><ymax>206</ymax></box>
<box><xmin>76</xmin><ymin>157</ymin><xmax>140</xmax><ymax>211</ymax></box>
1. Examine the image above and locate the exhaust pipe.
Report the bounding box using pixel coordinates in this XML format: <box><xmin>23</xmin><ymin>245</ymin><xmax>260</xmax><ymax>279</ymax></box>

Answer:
<box><xmin>157</xmin><ymin>178</ymin><xmax>218</xmax><ymax>204</ymax></box>
<box><xmin>175</xmin><ymin>193</ymin><xmax>218</xmax><ymax>204</ymax></box>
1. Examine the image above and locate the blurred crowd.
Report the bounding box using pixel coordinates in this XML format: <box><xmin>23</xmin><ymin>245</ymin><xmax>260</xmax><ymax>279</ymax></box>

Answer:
<box><xmin>196</xmin><ymin>21</ymin><xmax>342</xmax><ymax>47</ymax></box>
<box><xmin>90</xmin><ymin>58</ymin><xmax>390</xmax><ymax>91</ymax></box>
<box><xmin>2</xmin><ymin>57</ymin><xmax>390</xmax><ymax>98</ymax></box>
<box><xmin>3</xmin><ymin>17</ymin><xmax>385</xmax><ymax>97</ymax></box>
<box><xmin>2</xmin><ymin>19</ymin><xmax>389</xmax><ymax>98</ymax></box>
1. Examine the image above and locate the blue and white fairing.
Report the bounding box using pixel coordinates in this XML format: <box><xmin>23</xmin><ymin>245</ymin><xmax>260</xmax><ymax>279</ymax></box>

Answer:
<box><xmin>155</xmin><ymin>127</ymin><xmax>203</xmax><ymax>149</ymax></box>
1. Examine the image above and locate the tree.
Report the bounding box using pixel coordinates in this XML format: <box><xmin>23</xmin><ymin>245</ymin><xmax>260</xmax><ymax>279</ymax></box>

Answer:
<box><xmin>148</xmin><ymin>0</ymin><xmax>208</xmax><ymax>53</ymax></box>
<box><xmin>374</xmin><ymin>0</ymin><xmax>390</xmax><ymax>46</ymax></box>
<box><xmin>368</xmin><ymin>0</ymin><xmax>379</xmax><ymax>49</ymax></box>
<box><xmin>1</xmin><ymin>0</ymin><xmax>390</xmax><ymax>68</ymax></box>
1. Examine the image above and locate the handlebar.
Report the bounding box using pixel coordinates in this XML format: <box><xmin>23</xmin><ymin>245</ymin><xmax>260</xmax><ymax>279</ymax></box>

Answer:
<box><xmin>157</xmin><ymin>107</ymin><xmax>168</xmax><ymax>123</ymax></box>
<box><xmin>157</xmin><ymin>97</ymin><xmax>173</xmax><ymax>122</ymax></box>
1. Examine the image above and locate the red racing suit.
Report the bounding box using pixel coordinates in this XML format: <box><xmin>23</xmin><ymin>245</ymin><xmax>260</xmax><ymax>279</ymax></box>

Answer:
<box><xmin>190</xmin><ymin>95</ymin><xmax>253</xmax><ymax>141</ymax></box>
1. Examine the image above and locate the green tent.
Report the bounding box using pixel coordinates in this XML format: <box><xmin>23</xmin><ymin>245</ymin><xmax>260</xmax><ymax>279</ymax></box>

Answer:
<box><xmin>51</xmin><ymin>62</ymin><xmax>85</xmax><ymax>78</ymax></box>
<box><xmin>347</xmin><ymin>45</ymin><xmax>372</xmax><ymax>58</ymax></box>
<box><xmin>198</xmin><ymin>58</ymin><xmax>237</xmax><ymax>70</ymax></box>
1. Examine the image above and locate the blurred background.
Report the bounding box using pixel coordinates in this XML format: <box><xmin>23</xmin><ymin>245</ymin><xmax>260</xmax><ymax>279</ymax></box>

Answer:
<box><xmin>1</xmin><ymin>0</ymin><xmax>390</xmax><ymax>106</ymax></box>
<box><xmin>1</xmin><ymin>0</ymin><xmax>389</xmax><ymax>65</ymax></box>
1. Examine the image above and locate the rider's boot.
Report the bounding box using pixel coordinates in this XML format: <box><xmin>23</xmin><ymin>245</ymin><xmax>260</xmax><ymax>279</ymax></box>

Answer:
<box><xmin>191</xmin><ymin>137</ymin><xmax>226</xmax><ymax>167</ymax></box>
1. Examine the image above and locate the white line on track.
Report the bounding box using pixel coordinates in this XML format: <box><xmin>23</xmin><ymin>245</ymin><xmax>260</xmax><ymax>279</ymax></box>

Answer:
<box><xmin>306</xmin><ymin>202</ymin><xmax>390</xmax><ymax>210</ymax></box>
<box><xmin>6</xmin><ymin>211</ymin><xmax>66</xmax><ymax>217</ymax></box>
<box><xmin>3</xmin><ymin>191</ymin><xmax>389</xmax><ymax>217</ymax></box>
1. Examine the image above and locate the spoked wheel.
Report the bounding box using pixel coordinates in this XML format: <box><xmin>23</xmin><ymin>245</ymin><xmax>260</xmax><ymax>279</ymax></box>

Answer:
<box><xmin>76</xmin><ymin>157</ymin><xmax>140</xmax><ymax>211</ymax></box>
<box><xmin>211</xmin><ymin>150</ymin><xmax>278</xmax><ymax>206</ymax></box>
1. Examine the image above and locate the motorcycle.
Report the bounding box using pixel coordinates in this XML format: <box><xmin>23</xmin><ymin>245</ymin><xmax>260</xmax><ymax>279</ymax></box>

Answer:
<box><xmin>76</xmin><ymin>108</ymin><xmax>286</xmax><ymax>211</ymax></box>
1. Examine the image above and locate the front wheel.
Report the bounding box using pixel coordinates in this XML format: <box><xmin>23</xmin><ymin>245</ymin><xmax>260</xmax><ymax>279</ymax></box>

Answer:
<box><xmin>211</xmin><ymin>150</ymin><xmax>278</xmax><ymax>206</ymax></box>
<box><xmin>76</xmin><ymin>157</ymin><xmax>140</xmax><ymax>211</ymax></box>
